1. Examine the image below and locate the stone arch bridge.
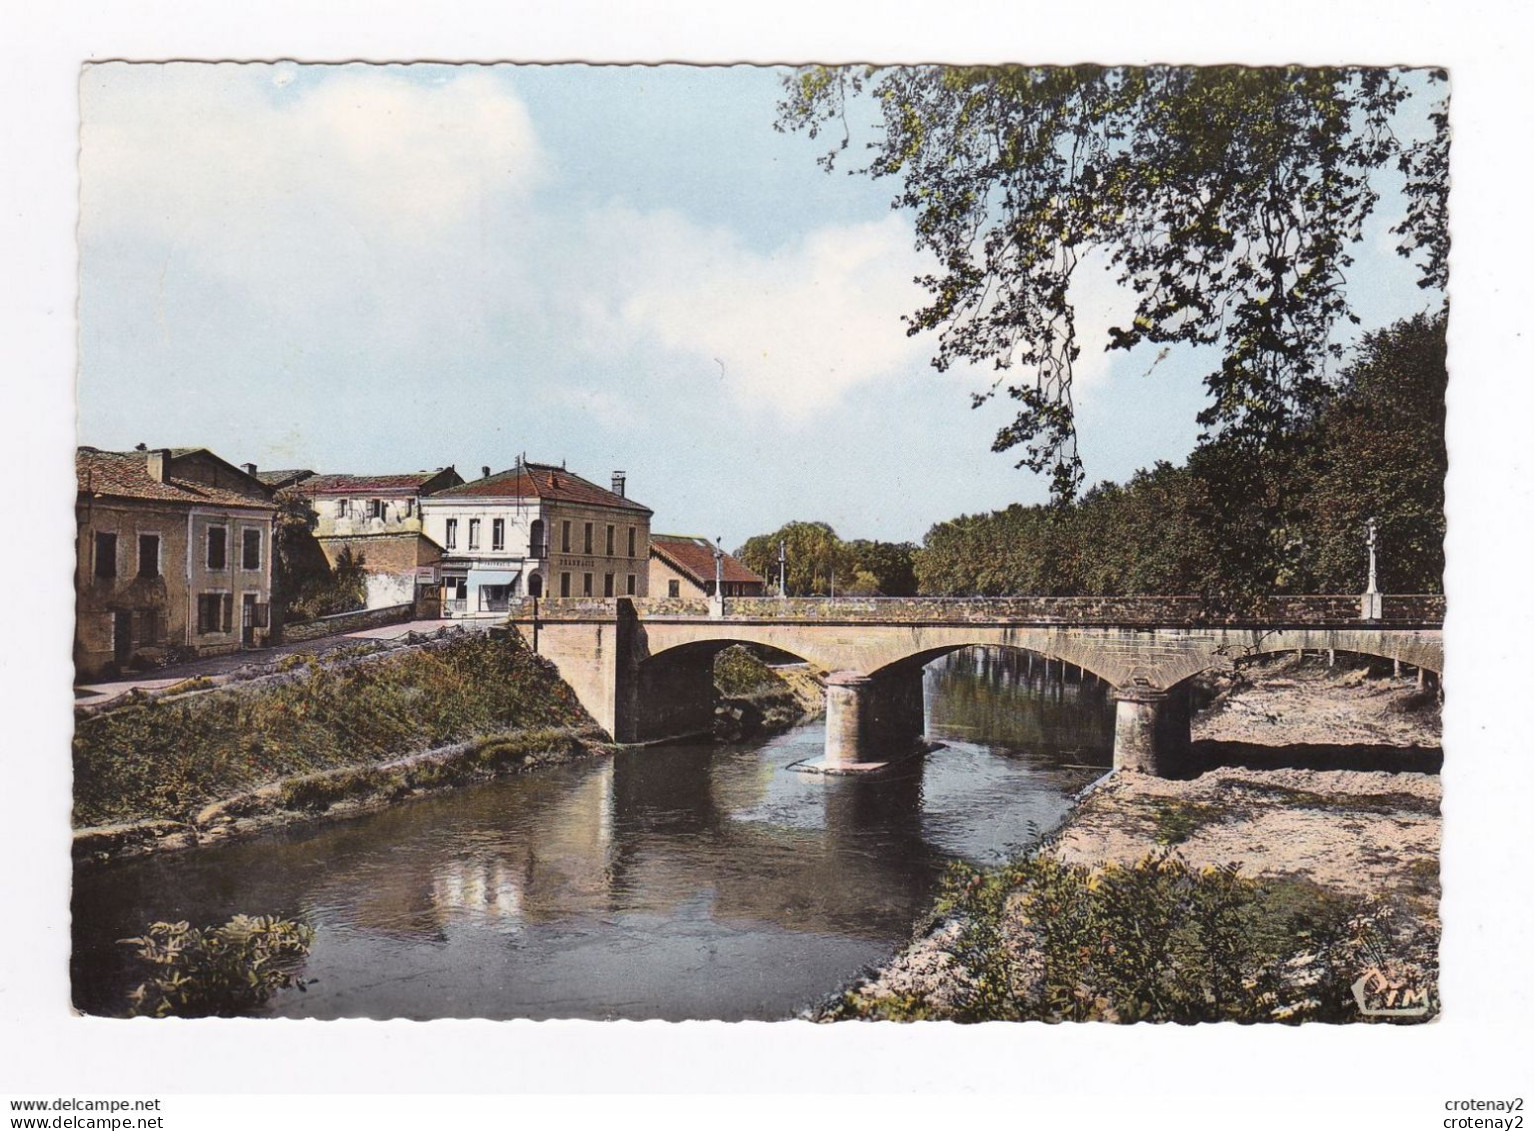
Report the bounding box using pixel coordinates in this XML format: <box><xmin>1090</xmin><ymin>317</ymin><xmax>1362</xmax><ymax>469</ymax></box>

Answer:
<box><xmin>506</xmin><ymin>595</ymin><xmax>1444</xmax><ymax>777</ymax></box>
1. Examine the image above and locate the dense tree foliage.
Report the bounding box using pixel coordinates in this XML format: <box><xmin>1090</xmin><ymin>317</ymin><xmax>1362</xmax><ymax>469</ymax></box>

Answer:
<box><xmin>778</xmin><ymin>65</ymin><xmax>1449</xmax><ymax>497</ymax></box>
<box><xmin>913</xmin><ymin>313</ymin><xmax>1445</xmax><ymax>596</ymax></box>
<box><xmin>1302</xmin><ymin>313</ymin><xmax>1447</xmax><ymax>592</ymax></box>
<box><xmin>736</xmin><ymin>522</ymin><xmax>918</xmax><ymax>596</ymax></box>
<box><xmin>271</xmin><ymin>491</ymin><xmax>367</xmax><ymax>622</ymax></box>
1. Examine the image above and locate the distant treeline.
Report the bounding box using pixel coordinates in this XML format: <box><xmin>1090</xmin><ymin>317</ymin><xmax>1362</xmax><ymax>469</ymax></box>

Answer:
<box><xmin>738</xmin><ymin>313</ymin><xmax>1446</xmax><ymax>599</ymax></box>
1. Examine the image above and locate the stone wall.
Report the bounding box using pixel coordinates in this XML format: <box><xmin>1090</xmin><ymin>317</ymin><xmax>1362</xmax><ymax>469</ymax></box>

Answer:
<box><xmin>280</xmin><ymin>602</ymin><xmax>415</xmax><ymax>643</ymax></box>
<box><xmin>509</xmin><ymin>594</ymin><xmax>1444</xmax><ymax>628</ymax></box>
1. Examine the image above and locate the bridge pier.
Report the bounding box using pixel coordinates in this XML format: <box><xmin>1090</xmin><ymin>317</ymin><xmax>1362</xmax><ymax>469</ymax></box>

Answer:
<box><xmin>822</xmin><ymin>668</ymin><xmax>927</xmax><ymax>771</ymax></box>
<box><xmin>1112</xmin><ymin>685</ymin><xmax>1192</xmax><ymax>777</ymax></box>
<box><xmin>824</xmin><ymin>672</ymin><xmax>874</xmax><ymax>768</ymax></box>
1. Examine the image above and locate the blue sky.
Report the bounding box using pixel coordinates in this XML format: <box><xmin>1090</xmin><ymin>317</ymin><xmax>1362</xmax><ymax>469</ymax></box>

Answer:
<box><xmin>78</xmin><ymin>63</ymin><xmax>1445</xmax><ymax>548</ymax></box>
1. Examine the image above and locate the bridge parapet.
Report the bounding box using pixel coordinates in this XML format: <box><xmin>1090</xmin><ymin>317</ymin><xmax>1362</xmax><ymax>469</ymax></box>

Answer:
<box><xmin>507</xmin><ymin>594</ymin><xmax>1444</xmax><ymax>628</ymax></box>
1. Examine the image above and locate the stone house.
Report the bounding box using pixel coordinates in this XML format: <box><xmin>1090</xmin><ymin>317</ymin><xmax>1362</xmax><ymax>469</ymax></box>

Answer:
<box><xmin>421</xmin><ymin>460</ymin><xmax>652</xmax><ymax>615</ymax></box>
<box><xmin>75</xmin><ymin>446</ymin><xmax>277</xmax><ymax>679</ymax></box>
<box><xmin>287</xmin><ymin>467</ymin><xmax>464</xmax><ymax>609</ymax></box>
<box><xmin>648</xmin><ymin>535</ymin><xmax>766</xmax><ymax>598</ymax></box>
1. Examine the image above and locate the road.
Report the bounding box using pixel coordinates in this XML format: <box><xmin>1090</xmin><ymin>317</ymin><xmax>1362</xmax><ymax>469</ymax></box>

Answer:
<box><xmin>74</xmin><ymin>618</ymin><xmax>485</xmax><ymax>707</ymax></box>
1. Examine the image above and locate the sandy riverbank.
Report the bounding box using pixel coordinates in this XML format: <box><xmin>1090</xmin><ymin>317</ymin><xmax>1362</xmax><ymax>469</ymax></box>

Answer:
<box><xmin>821</xmin><ymin>657</ymin><xmax>1443</xmax><ymax>1023</ymax></box>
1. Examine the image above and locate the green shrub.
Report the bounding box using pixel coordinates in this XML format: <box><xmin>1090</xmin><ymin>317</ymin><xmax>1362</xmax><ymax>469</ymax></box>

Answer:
<box><xmin>121</xmin><ymin>914</ymin><xmax>314</xmax><ymax>1018</ymax></box>
<box><xmin>838</xmin><ymin>852</ymin><xmax>1359</xmax><ymax>1024</ymax></box>
<box><xmin>714</xmin><ymin>646</ymin><xmax>789</xmax><ymax>697</ymax></box>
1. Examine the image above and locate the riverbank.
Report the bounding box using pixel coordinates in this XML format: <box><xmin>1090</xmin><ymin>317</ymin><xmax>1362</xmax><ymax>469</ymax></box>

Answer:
<box><xmin>713</xmin><ymin>648</ymin><xmax>825</xmax><ymax>740</ymax></box>
<box><xmin>73</xmin><ymin>628</ymin><xmax>608</xmax><ymax>864</ymax></box>
<box><xmin>73</xmin><ymin>636</ymin><xmax>826</xmax><ymax>866</ymax></box>
<box><xmin>818</xmin><ymin>657</ymin><xmax>1442</xmax><ymax>1023</ymax></box>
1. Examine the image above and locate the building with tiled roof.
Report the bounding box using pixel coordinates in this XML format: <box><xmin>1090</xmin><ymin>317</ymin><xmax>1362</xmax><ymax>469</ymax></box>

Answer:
<box><xmin>285</xmin><ymin>466</ymin><xmax>464</xmax><ymax>610</ymax></box>
<box><xmin>421</xmin><ymin>460</ymin><xmax>653</xmax><ymax>614</ymax></box>
<box><xmin>75</xmin><ymin>447</ymin><xmax>277</xmax><ymax>678</ymax></box>
<box><xmin>255</xmin><ymin>468</ymin><xmax>314</xmax><ymax>491</ymax></box>
<box><xmin>649</xmin><ymin>535</ymin><xmax>766</xmax><ymax>599</ymax></box>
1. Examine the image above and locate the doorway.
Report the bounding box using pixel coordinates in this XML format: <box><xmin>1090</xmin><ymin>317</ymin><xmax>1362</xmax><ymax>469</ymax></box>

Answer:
<box><xmin>113</xmin><ymin>610</ymin><xmax>133</xmax><ymax>667</ymax></box>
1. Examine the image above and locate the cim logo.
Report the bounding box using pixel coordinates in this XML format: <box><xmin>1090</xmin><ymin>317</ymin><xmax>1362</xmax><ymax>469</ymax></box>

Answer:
<box><xmin>1352</xmin><ymin>964</ymin><xmax>1432</xmax><ymax>1017</ymax></box>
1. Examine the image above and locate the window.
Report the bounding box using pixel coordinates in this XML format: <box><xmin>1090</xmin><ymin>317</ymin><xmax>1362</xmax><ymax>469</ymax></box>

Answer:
<box><xmin>492</xmin><ymin>518</ymin><xmax>505</xmax><ymax>551</ymax></box>
<box><xmin>627</xmin><ymin>527</ymin><xmax>636</xmax><ymax>558</ymax></box>
<box><xmin>668</xmin><ymin>579</ymin><xmax>680</xmax><ymax>598</ymax></box>
<box><xmin>93</xmin><ymin>532</ymin><xmax>117</xmax><ymax>579</ymax></box>
<box><xmin>559</xmin><ymin>572</ymin><xmax>571</xmax><ymax>597</ymax></box>
<box><xmin>137</xmin><ymin>533</ymin><xmax>160</xmax><ymax>578</ymax></box>
<box><xmin>445</xmin><ymin>518</ymin><xmax>458</xmax><ymax>549</ymax></box>
<box><xmin>241</xmin><ymin>529</ymin><xmax>262</xmax><ymax>571</ymax></box>
<box><xmin>627</xmin><ymin>574</ymin><xmax>636</xmax><ymax>595</ymax></box>
<box><xmin>404</xmin><ymin>498</ymin><xmax>414</xmax><ymax>517</ymax></box>
<box><xmin>603</xmin><ymin>573</ymin><xmax>614</xmax><ymax>597</ymax></box>
<box><xmin>197</xmin><ymin>593</ymin><xmax>232</xmax><ymax>635</ymax></box>
<box><xmin>206</xmin><ymin>526</ymin><xmax>227</xmax><ymax>570</ymax></box>
<box><xmin>335</xmin><ymin>499</ymin><xmax>348</xmax><ymax>517</ymax></box>
<box><xmin>606</xmin><ymin>525</ymin><xmax>615</xmax><ymax>556</ymax></box>
<box><xmin>582</xmin><ymin>572</ymin><xmax>593</xmax><ymax>597</ymax></box>
<box><xmin>561</xmin><ymin>521</ymin><xmax>571</xmax><ymax>553</ymax></box>
<box><xmin>468</xmin><ymin>518</ymin><xmax>481</xmax><ymax>550</ymax></box>
<box><xmin>368</xmin><ymin>499</ymin><xmax>383</xmax><ymax>519</ymax></box>
<box><xmin>583</xmin><ymin>523</ymin><xmax>593</xmax><ymax>554</ymax></box>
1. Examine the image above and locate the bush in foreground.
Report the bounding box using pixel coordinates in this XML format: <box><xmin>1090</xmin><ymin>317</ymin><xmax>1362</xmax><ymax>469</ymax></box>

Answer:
<box><xmin>121</xmin><ymin>915</ymin><xmax>314</xmax><ymax>1019</ymax></box>
<box><xmin>829</xmin><ymin>852</ymin><xmax>1381</xmax><ymax>1024</ymax></box>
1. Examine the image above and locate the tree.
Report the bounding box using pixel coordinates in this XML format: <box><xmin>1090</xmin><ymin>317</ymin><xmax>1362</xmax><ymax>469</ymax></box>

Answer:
<box><xmin>841</xmin><ymin>539</ymin><xmax>919</xmax><ymax>596</ymax></box>
<box><xmin>778</xmin><ymin>66</ymin><xmax>1449</xmax><ymax>497</ymax></box>
<box><xmin>320</xmin><ymin>546</ymin><xmax>369</xmax><ymax>615</ymax></box>
<box><xmin>1302</xmin><ymin>312</ymin><xmax>1446</xmax><ymax>593</ymax></box>
<box><xmin>737</xmin><ymin>521</ymin><xmax>846</xmax><ymax>595</ymax></box>
<box><xmin>271</xmin><ymin>490</ymin><xmax>332</xmax><ymax>621</ymax></box>
<box><xmin>906</xmin><ymin>314</ymin><xmax>1445</xmax><ymax>598</ymax></box>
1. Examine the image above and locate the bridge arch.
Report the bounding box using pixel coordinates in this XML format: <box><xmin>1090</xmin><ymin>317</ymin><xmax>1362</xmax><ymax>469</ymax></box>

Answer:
<box><xmin>1141</xmin><ymin>628</ymin><xmax>1444</xmax><ymax>692</ymax></box>
<box><xmin>866</xmin><ymin>641</ymin><xmax>1118</xmax><ymax>687</ymax></box>
<box><xmin>626</xmin><ymin>636</ymin><xmax>821</xmax><ymax>743</ymax></box>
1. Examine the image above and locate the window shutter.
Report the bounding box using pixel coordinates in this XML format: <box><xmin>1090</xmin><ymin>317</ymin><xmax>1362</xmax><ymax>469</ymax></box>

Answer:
<box><xmin>221</xmin><ymin>594</ymin><xmax>233</xmax><ymax>633</ymax></box>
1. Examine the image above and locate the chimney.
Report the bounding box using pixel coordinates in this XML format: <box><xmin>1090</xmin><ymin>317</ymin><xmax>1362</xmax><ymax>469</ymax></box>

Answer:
<box><xmin>482</xmin><ymin>465</ymin><xmax>492</xmax><ymax>480</ymax></box>
<box><xmin>146</xmin><ymin>449</ymin><xmax>171</xmax><ymax>483</ymax></box>
<box><xmin>612</xmin><ymin>471</ymin><xmax>627</xmax><ymax>498</ymax></box>
<box><xmin>242</xmin><ymin>462</ymin><xmax>258</xmax><ymax>477</ymax></box>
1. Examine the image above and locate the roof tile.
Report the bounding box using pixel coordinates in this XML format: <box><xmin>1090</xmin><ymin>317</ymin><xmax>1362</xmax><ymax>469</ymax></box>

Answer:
<box><xmin>433</xmin><ymin>462</ymin><xmax>651</xmax><ymax>513</ymax></box>
<box><xmin>651</xmin><ymin>535</ymin><xmax>763</xmax><ymax>585</ymax></box>
<box><xmin>77</xmin><ymin>448</ymin><xmax>274</xmax><ymax>510</ymax></box>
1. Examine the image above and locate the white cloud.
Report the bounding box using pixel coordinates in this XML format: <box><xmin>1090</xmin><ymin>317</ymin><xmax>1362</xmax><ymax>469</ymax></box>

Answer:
<box><xmin>81</xmin><ymin>64</ymin><xmax>543</xmax><ymax>258</ymax></box>
<box><xmin>565</xmin><ymin>205</ymin><xmax>932</xmax><ymax>418</ymax></box>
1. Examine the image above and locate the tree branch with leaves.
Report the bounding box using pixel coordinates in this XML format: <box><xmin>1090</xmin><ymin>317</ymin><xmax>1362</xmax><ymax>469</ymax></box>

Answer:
<box><xmin>777</xmin><ymin>65</ymin><xmax>1449</xmax><ymax>498</ymax></box>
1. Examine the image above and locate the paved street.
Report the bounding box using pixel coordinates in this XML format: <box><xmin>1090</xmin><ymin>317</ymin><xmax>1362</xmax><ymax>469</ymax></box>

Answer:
<box><xmin>75</xmin><ymin>618</ymin><xmax>485</xmax><ymax>707</ymax></box>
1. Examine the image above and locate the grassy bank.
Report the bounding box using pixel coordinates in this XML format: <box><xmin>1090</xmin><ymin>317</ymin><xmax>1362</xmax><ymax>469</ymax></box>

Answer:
<box><xmin>73</xmin><ymin>631</ymin><xmax>594</xmax><ymax>830</ymax></box>
<box><xmin>713</xmin><ymin>646</ymin><xmax>824</xmax><ymax>739</ymax></box>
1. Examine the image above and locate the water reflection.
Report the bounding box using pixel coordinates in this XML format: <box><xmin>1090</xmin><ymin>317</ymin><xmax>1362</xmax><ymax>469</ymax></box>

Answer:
<box><xmin>71</xmin><ymin>646</ymin><xmax>1114</xmax><ymax>1020</ymax></box>
<box><xmin>927</xmin><ymin>646</ymin><xmax>1115</xmax><ymax>766</ymax></box>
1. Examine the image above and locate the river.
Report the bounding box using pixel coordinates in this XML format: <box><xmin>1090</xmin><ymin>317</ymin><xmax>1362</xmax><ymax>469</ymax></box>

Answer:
<box><xmin>71</xmin><ymin>648</ymin><xmax>1114</xmax><ymax>1020</ymax></box>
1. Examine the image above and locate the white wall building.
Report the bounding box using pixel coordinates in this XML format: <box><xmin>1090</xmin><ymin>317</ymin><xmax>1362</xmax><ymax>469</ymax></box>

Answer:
<box><xmin>421</xmin><ymin>460</ymin><xmax>653</xmax><ymax>617</ymax></box>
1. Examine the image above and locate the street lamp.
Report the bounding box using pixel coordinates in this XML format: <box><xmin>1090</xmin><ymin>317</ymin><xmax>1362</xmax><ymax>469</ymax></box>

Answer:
<box><xmin>1361</xmin><ymin>517</ymin><xmax>1382</xmax><ymax>621</ymax></box>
